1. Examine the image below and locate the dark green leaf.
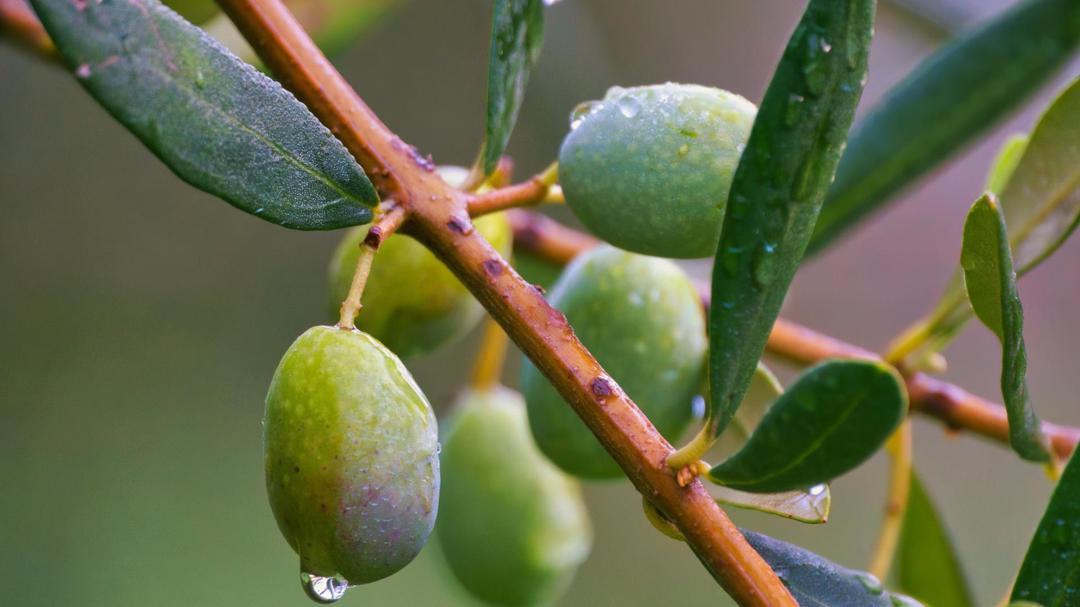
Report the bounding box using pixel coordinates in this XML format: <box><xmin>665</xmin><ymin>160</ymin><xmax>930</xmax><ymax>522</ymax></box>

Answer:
<box><xmin>165</xmin><ymin>0</ymin><xmax>217</xmax><ymax>24</ymax></box>
<box><xmin>32</xmin><ymin>0</ymin><xmax>377</xmax><ymax>230</ymax></box>
<box><xmin>709</xmin><ymin>360</ymin><xmax>906</xmax><ymax>493</ymax></box>
<box><xmin>808</xmin><ymin>0</ymin><xmax>1080</xmax><ymax>255</ymax></box>
<box><xmin>708</xmin><ymin>0</ymin><xmax>874</xmax><ymax>437</ymax></box>
<box><xmin>960</xmin><ymin>194</ymin><xmax>1049</xmax><ymax>461</ymax></box>
<box><xmin>742</xmin><ymin>530</ymin><xmax>924</xmax><ymax>606</ymax></box>
<box><xmin>1012</xmin><ymin>451</ymin><xmax>1080</xmax><ymax>605</ymax></box>
<box><xmin>477</xmin><ymin>0</ymin><xmax>544</xmax><ymax>178</ymax></box>
<box><xmin>897</xmin><ymin>470</ymin><xmax>975</xmax><ymax>607</ymax></box>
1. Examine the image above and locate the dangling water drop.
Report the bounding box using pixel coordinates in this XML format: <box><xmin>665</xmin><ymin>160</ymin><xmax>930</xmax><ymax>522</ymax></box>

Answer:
<box><xmin>889</xmin><ymin>594</ymin><xmax>924</xmax><ymax>607</ymax></box>
<box><xmin>301</xmin><ymin>571</ymin><xmax>349</xmax><ymax>604</ymax></box>
<box><xmin>808</xmin><ymin>483</ymin><xmax>826</xmax><ymax>496</ymax></box>
<box><xmin>617</xmin><ymin>95</ymin><xmax>641</xmax><ymax>118</ymax></box>
<box><xmin>853</xmin><ymin>572</ymin><xmax>884</xmax><ymax>595</ymax></box>
<box><xmin>784</xmin><ymin>94</ymin><xmax>804</xmax><ymax>128</ymax></box>
<box><xmin>751</xmin><ymin>242</ymin><xmax>778</xmax><ymax>289</ymax></box>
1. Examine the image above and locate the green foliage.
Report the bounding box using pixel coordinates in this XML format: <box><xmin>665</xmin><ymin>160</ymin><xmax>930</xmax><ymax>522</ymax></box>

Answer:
<box><xmin>477</xmin><ymin>0</ymin><xmax>545</xmax><ymax>178</ymax></box>
<box><xmin>897</xmin><ymin>470</ymin><xmax>974</xmax><ymax>607</ymax></box>
<box><xmin>263</xmin><ymin>326</ymin><xmax>439</xmax><ymax>585</ymax></box>
<box><xmin>558</xmin><ymin>83</ymin><xmax>757</xmax><ymax>258</ymax></box>
<box><xmin>521</xmin><ymin>245</ymin><xmax>706</xmax><ymax>479</ymax></box>
<box><xmin>986</xmin><ymin>134</ymin><xmax>1029</xmax><ymax>196</ymax></box>
<box><xmin>328</xmin><ymin>209</ymin><xmax>512</xmax><ymax>359</ymax></box>
<box><xmin>1013</xmin><ymin>452</ymin><xmax>1080</xmax><ymax>605</ymax></box>
<box><xmin>961</xmin><ymin>194</ymin><xmax>1049</xmax><ymax>460</ymax></box>
<box><xmin>743</xmin><ymin>530</ymin><xmax>924</xmax><ymax>606</ymax></box>
<box><xmin>707</xmin><ymin>0</ymin><xmax>874</xmax><ymax>438</ymax></box>
<box><xmin>808</xmin><ymin>0</ymin><xmax>1080</xmax><ymax>255</ymax></box>
<box><xmin>709</xmin><ymin>360</ymin><xmax>906</xmax><ymax>493</ymax></box>
<box><xmin>31</xmin><ymin>0</ymin><xmax>378</xmax><ymax>230</ymax></box>
<box><xmin>165</xmin><ymin>0</ymin><xmax>218</xmax><ymax>24</ymax></box>
<box><xmin>437</xmin><ymin>386</ymin><xmax>591</xmax><ymax>607</ymax></box>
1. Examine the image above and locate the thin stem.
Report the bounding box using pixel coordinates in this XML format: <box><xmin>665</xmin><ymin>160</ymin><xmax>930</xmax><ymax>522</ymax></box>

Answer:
<box><xmin>470</xmin><ymin>318</ymin><xmax>509</xmax><ymax>390</ymax></box>
<box><xmin>512</xmin><ymin>211</ymin><xmax>1080</xmax><ymax>459</ymax></box>
<box><xmin>336</xmin><ymin>205</ymin><xmax>406</xmax><ymax>329</ymax></box>
<box><xmin>868</xmin><ymin>418</ymin><xmax>912</xmax><ymax>578</ymax></box>
<box><xmin>214</xmin><ymin>1</ymin><xmax>796</xmax><ymax>604</ymax></box>
<box><xmin>0</xmin><ymin>0</ymin><xmax>59</xmax><ymax>61</ymax></box>
<box><xmin>468</xmin><ymin>162</ymin><xmax>560</xmax><ymax>217</ymax></box>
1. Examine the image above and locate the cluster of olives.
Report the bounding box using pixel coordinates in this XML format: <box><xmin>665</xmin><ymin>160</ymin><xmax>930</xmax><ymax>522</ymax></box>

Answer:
<box><xmin>263</xmin><ymin>83</ymin><xmax>755</xmax><ymax>604</ymax></box>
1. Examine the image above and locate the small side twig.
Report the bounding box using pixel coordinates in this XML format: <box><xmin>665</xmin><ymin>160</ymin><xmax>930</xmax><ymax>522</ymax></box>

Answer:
<box><xmin>467</xmin><ymin>163</ymin><xmax>561</xmax><ymax>217</ymax></box>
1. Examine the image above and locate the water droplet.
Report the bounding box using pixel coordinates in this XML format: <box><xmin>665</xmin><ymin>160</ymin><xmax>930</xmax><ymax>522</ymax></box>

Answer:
<box><xmin>721</xmin><ymin>245</ymin><xmax>743</xmax><ymax>276</ymax></box>
<box><xmin>301</xmin><ymin>571</ymin><xmax>348</xmax><ymax>604</ymax></box>
<box><xmin>75</xmin><ymin>63</ymin><xmax>91</xmax><ymax>79</ymax></box>
<box><xmin>690</xmin><ymin>395</ymin><xmax>706</xmax><ymax>419</ymax></box>
<box><xmin>569</xmin><ymin>101</ymin><xmax>599</xmax><ymax>130</ymax></box>
<box><xmin>802</xmin><ymin>32</ymin><xmax>829</xmax><ymax>96</ymax></box>
<box><xmin>853</xmin><ymin>572</ymin><xmax>884</xmax><ymax>595</ymax></box>
<box><xmin>890</xmin><ymin>594</ymin><xmax>924</xmax><ymax>607</ymax></box>
<box><xmin>677</xmin><ymin>144</ymin><xmax>689</xmax><ymax>157</ymax></box>
<box><xmin>751</xmin><ymin>242</ymin><xmax>778</xmax><ymax>288</ymax></box>
<box><xmin>784</xmin><ymin>94</ymin><xmax>804</xmax><ymax>128</ymax></box>
<box><xmin>542</xmin><ymin>0</ymin><xmax>562</xmax><ymax>5</ymax></box>
<box><xmin>195</xmin><ymin>69</ymin><xmax>206</xmax><ymax>89</ymax></box>
<box><xmin>617</xmin><ymin>95</ymin><xmax>641</xmax><ymax>118</ymax></box>
<box><xmin>808</xmin><ymin>484</ymin><xmax>826</xmax><ymax>496</ymax></box>
<box><xmin>791</xmin><ymin>153</ymin><xmax>817</xmax><ymax>202</ymax></box>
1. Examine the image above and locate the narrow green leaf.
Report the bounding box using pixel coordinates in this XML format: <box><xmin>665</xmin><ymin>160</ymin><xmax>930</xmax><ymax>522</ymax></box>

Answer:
<box><xmin>960</xmin><ymin>194</ymin><xmax>1049</xmax><ymax>461</ymax></box>
<box><xmin>1001</xmin><ymin>77</ymin><xmax>1080</xmax><ymax>274</ymax></box>
<box><xmin>742</xmin><ymin>530</ymin><xmax>924</xmax><ymax>606</ymax></box>
<box><xmin>708</xmin><ymin>0</ymin><xmax>874</xmax><ymax>437</ymax></box>
<box><xmin>709</xmin><ymin>360</ymin><xmax>906</xmax><ymax>494</ymax></box>
<box><xmin>1012</xmin><ymin>451</ymin><xmax>1080</xmax><ymax>605</ymax></box>
<box><xmin>986</xmin><ymin>134</ymin><xmax>1030</xmax><ymax>196</ymax></box>
<box><xmin>808</xmin><ymin>0</ymin><xmax>1080</xmax><ymax>255</ymax></box>
<box><xmin>32</xmin><ymin>0</ymin><xmax>377</xmax><ymax>230</ymax></box>
<box><xmin>897</xmin><ymin>470</ymin><xmax>975</xmax><ymax>607</ymax></box>
<box><xmin>714</xmin><ymin>484</ymin><xmax>830</xmax><ymax>525</ymax></box>
<box><xmin>477</xmin><ymin>0</ymin><xmax>544</xmax><ymax>178</ymax></box>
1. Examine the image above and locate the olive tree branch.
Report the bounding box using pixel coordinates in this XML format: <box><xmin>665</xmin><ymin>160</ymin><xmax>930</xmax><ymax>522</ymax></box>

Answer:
<box><xmin>512</xmin><ymin>210</ymin><xmax>1080</xmax><ymax>460</ymax></box>
<box><xmin>0</xmin><ymin>0</ymin><xmax>57</xmax><ymax>60</ymax></box>
<box><xmin>212</xmin><ymin>0</ymin><xmax>795</xmax><ymax>604</ymax></box>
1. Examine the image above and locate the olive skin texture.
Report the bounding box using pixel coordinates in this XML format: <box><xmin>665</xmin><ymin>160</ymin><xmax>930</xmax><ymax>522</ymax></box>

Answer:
<box><xmin>328</xmin><ymin>211</ymin><xmax>512</xmax><ymax>359</ymax></box>
<box><xmin>437</xmin><ymin>386</ymin><xmax>591</xmax><ymax>607</ymax></box>
<box><xmin>521</xmin><ymin>245</ymin><xmax>707</xmax><ymax>479</ymax></box>
<box><xmin>558</xmin><ymin>83</ymin><xmax>757</xmax><ymax>258</ymax></box>
<box><xmin>264</xmin><ymin>326</ymin><xmax>439</xmax><ymax>585</ymax></box>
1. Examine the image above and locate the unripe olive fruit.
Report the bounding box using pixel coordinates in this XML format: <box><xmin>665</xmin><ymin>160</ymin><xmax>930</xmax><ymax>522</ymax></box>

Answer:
<box><xmin>328</xmin><ymin>207</ymin><xmax>512</xmax><ymax>359</ymax></box>
<box><xmin>521</xmin><ymin>245</ymin><xmax>707</xmax><ymax>479</ymax></box>
<box><xmin>558</xmin><ymin>83</ymin><xmax>757</xmax><ymax>258</ymax></box>
<box><xmin>264</xmin><ymin>326</ymin><xmax>439</xmax><ymax>589</ymax></box>
<box><xmin>437</xmin><ymin>386</ymin><xmax>591</xmax><ymax>606</ymax></box>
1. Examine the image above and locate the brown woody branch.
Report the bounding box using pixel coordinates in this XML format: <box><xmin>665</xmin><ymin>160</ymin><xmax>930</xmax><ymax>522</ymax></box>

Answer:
<box><xmin>0</xmin><ymin>0</ymin><xmax>58</xmax><ymax>60</ymax></box>
<box><xmin>510</xmin><ymin>210</ymin><xmax>1080</xmax><ymax>460</ymax></box>
<box><xmin>213</xmin><ymin>0</ymin><xmax>795</xmax><ymax>604</ymax></box>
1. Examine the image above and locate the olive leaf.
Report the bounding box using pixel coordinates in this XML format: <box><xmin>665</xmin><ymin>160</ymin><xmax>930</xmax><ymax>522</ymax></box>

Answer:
<box><xmin>897</xmin><ymin>469</ymin><xmax>974</xmax><ymax>607</ymax></box>
<box><xmin>808</xmin><ymin>0</ymin><xmax>1080</xmax><ymax>255</ymax></box>
<box><xmin>1012</xmin><ymin>451</ymin><xmax>1080</xmax><ymax>605</ymax></box>
<box><xmin>742</xmin><ymin>530</ymin><xmax>924</xmax><ymax>606</ymax></box>
<box><xmin>707</xmin><ymin>0</ymin><xmax>874</xmax><ymax>437</ymax></box>
<box><xmin>986</xmin><ymin>134</ymin><xmax>1029</xmax><ymax>196</ymax></box>
<box><xmin>31</xmin><ymin>0</ymin><xmax>378</xmax><ymax>230</ymax></box>
<box><xmin>709</xmin><ymin>360</ymin><xmax>907</xmax><ymax>494</ymax></box>
<box><xmin>714</xmin><ymin>484</ymin><xmax>830</xmax><ymax>525</ymax></box>
<box><xmin>476</xmin><ymin>0</ymin><xmax>545</xmax><ymax>179</ymax></box>
<box><xmin>961</xmin><ymin>194</ymin><xmax>1049</xmax><ymax>461</ymax></box>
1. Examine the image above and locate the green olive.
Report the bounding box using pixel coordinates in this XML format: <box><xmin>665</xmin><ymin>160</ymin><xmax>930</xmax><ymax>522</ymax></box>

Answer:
<box><xmin>521</xmin><ymin>245</ymin><xmax>707</xmax><ymax>479</ymax></box>
<box><xmin>327</xmin><ymin>212</ymin><xmax>512</xmax><ymax>359</ymax></box>
<box><xmin>437</xmin><ymin>386</ymin><xmax>591</xmax><ymax>607</ymax></box>
<box><xmin>558</xmin><ymin>83</ymin><xmax>757</xmax><ymax>258</ymax></box>
<box><xmin>264</xmin><ymin>326</ymin><xmax>439</xmax><ymax>586</ymax></box>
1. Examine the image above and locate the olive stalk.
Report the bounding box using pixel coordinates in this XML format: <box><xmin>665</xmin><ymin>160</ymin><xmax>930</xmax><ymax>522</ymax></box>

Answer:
<box><xmin>335</xmin><ymin>204</ymin><xmax>406</xmax><ymax>329</ymax></box>
<box><xmin>0</xmin><ymin>0</ymin><xmax>56</xmax><ymax>59</ymax></box>
<box><xmin>467</xmin><ymin>162</ymin><xmax>561</xmax><ymax>217</ymax></box>
<box><xmin>213</xmin><ymin>0</ymin><xmax>796</xmax><ymax>604</ymax></box>
<box><xmin>510</xmin><ymin>210</ymin><xmax>1080</xmax><ymax>459</ymax></box>
<box><xmin>470</xmin><ymin>319</ymin><xmax>510</xmax><ymax>390</ymax></box>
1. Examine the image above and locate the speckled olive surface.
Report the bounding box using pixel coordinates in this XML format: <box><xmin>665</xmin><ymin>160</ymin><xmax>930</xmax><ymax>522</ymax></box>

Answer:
<box><xmin>264</xmin><ymin>326</ymin><xmax>439</xmax><ymax>584</ymax></box>
<box><xmin>559</xmin><ymin>83</ymin><xmax>756</xmax><ymax>258</ymax></box>
<box><xmin>328</xmin><ymin>212</ymin><xmax>511</xmax><ymax>359</ymax></box>
<box><xmin>437</xmin><ymin>386</ymin><xmax>591</xmax><ymax>607</ymax></box>
<box><xmin>521</xmin><ymin>245</ymin><xmax>707</xmax><ymax>479</ymax></box>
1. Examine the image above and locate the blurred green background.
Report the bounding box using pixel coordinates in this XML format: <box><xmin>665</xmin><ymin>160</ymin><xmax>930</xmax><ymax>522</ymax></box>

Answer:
<box><xmin>2</xmin><ymin>1</ymin><xmax>1079</xmax><ymax>605</ymax></box>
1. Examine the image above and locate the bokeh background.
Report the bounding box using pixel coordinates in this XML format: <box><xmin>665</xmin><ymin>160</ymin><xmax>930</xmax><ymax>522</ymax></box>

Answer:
<box><xmin>3</xmin><ymin>0</ymin><xmax>1079</xmax><ymax>605</ymax></box>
